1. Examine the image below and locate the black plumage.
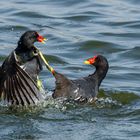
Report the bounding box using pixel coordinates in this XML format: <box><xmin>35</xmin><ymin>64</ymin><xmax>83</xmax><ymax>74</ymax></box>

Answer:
<box><xmin>0</xmin><ymin>31</ymin><xmax>46</xmax><ymax>106</ymax></box>
<box><xmin>52</xmin><ymin>55</ymin><xmax>109</xmax><ymax>103</ymax></box>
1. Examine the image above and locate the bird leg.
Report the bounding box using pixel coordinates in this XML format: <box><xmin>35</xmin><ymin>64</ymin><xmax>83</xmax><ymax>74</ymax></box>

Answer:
<box><xmin>34</xmin><ymin>46</ymin><xmax>55</xmax><ymax>75</ymax></box>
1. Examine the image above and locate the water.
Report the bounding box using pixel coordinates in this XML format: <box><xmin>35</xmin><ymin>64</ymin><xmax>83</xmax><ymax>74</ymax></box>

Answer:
<box><xmin>0</xmin><ymin>0</ymin><xmax>140</xmax><ymax>139</ymax></box>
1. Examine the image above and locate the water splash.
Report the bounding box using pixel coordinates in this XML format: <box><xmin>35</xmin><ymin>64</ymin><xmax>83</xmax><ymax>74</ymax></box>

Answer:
<box><xmin>98</xmin><ymin>89</ymin><xmax>140</xmax><ymax>105</ymax></box>
<box><xmin>0</xmin><ymin>89</ymin><xmax>139</xmax><ymax>115</ymax></box>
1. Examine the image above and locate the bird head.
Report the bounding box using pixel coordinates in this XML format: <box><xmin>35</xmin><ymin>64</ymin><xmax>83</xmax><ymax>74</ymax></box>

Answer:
<box><xmin>17</xmin><ymin>31</ymin><xmax>46</xmax><ymax>49</ymax></box>
<box><xmin>84</xmin><ymin>55</ymin><xmax>108</xmax><ymax>68</ymax></box>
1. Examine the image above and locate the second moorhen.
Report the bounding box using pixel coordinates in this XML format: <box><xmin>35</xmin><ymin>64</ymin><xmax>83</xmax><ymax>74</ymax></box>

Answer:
<box><xmin>52</xmin><ymin>55</ymin><xmax>109</xmax><ymax>103</ymax></box>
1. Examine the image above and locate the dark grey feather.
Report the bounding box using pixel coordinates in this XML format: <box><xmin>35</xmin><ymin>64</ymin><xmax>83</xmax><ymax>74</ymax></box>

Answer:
<box><xmin>0</xmin><ymin>63</ymin><xmax>44</xmax><ymax>106</ymax></box>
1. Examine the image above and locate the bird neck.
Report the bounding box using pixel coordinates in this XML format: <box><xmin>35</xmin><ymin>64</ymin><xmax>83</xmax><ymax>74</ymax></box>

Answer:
<box><xmin>15</xmin><ymin>44</ymin><xmax>37</xmax><ymax>65</ymax></box>
<box><xmin>16</xmin><ymin>44</ymin><xmax>34</xmax><ymax>53</ymax></box>
<box><xmin>91</xmin><ymin>64</ymin><xmax>108</xmax><ymax>86</ymax></box>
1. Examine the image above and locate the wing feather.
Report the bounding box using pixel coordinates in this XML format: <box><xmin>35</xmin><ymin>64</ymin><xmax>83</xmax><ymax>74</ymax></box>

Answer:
<box><xmin>0</xmin><ymin>63</ymin><xmax>44</xmax><ymax>106</ymax></box>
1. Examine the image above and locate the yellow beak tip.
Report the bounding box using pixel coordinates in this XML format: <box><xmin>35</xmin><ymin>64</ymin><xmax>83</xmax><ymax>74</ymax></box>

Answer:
<box><xmin>41</xmin><ymin>38</ymin><xmax>47</xmax><ymax>44</ymax></box>
<box><xmin>84</xmin><ymin>61</ymin><xmax>90</xmax><ymax>65</ymax></box>
<box><xmin>42</xmin><ymin>41</ymin><xmax>46</xmax><ymax>44</ymax></box>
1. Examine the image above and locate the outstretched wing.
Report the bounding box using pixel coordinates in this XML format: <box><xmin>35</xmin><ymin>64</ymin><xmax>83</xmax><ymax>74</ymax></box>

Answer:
<box><xmin>0</xmin><ymin>62</ymin><xmax>45</xmax><ymax>106</ymax></box>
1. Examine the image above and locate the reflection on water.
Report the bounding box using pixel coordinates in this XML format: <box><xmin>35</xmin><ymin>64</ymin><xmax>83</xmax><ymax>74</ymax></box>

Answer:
<box><xmin>0</xmin><ymin>0</ymin><xmax>140</xmax><ymax>139</ymax></box>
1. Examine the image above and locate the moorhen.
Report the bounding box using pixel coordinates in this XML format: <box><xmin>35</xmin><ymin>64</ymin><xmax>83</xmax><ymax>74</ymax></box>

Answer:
<box><xmin>0</xmin><ymin>31</ymin><xmax>47</xmax><ymax>106</ymax></box>
<box><xmin>52</xmin><ymin>55</ymin><xmax>109</xmax><ymax>103</ymax></box>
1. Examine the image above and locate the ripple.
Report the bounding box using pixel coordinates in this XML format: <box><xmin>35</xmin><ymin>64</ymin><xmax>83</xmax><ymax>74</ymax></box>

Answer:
<box><xmin>104</xmin><ymin>20</ymin><xmax>140</xmax><ymax>28</ymax></box>
<box><xmin>12</xmin><ymin>11</ymin><xmax>48</xmax><ymax>18</ymax></box>
<box><xmin>43</xmin><ymin>54</ymin><xmax>68</xmax><ymax>64</ymax></box>
<box><xmin>63</xmin><ymin>11</ymin><xmax>103</xmax><ymax>21</ymax></box>
<box><xmin>119</xmin><ymin>46</ymin><xmax>140</xmax><ymax>59</ymax></box>
<box><xmin>64</xmin><ymin>15</ymin><xmax>91</xmax><ymax>21</ymax></box>
<box><xmin>101</xmin><ymin>32</ymin><xmax>140</xmax><ymax>38</ymax></box>
<box><xmin>11</xmin><ymin>25</ymin><xmax>29</xmax><ymax>31</ymax></box>
<box><xmin>79</xmin><ymin>40</ymin><xmax>124</xmax><ymax>53</ymax></box>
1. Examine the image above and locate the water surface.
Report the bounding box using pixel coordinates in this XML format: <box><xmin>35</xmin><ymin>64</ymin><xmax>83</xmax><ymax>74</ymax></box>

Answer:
<box><xmin>0</xmin><ymin>0</ymin><xmax>140</xmax><ymax>139</ymax></box>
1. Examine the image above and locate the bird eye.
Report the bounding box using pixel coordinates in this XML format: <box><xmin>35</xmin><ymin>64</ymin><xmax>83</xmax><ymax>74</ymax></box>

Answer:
<box><xmin>96</xmin><ymin>57</ymin><xmax>101</xmax><ymax>62</ymax></box>
<box><xmin>95</xmin><ymin>57</ymin><xmax>99</xmax><ymax>61</ymax></box>
<box><xmin>35</xmin><ymin>32</ymin><xmax>39</xmax><ymax>37</ymax></box>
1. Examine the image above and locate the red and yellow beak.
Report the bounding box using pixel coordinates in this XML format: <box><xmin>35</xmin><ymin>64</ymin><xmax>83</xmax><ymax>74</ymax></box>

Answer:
<box><xmin>84</xmin><ymin>56</ymin><xmax>97</xmax><ymax>65</ymax></box>
<box><xmin>37</xmin><ymin>35</ymin><xmax>47</xmax><ymax>44</ymax></box>
<box><xmin>84</xmin><ymin>60</ymin><xmax>91</xmax><ymax>65</ymax></box>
